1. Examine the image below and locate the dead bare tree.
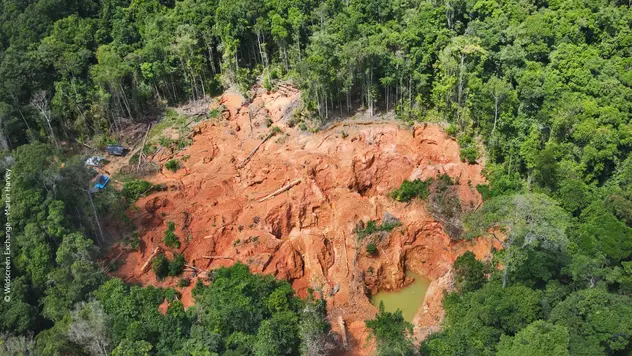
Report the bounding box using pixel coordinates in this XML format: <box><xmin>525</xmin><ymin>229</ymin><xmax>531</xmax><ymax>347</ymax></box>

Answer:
<box><xmin>68</xmin><ymin>301</ymin><xmax>111</xmax><ymax>356</ymax></box>
<box><xmin>0</xmin><ymin>332</ymin><xmax>36</xmax><ymax>355</ymax></box>
<box><xmin>0</xmin><ymin>109</ymin><xmax>10</xmax><ymax>151</ymax></box>
<box><xmin>299</xmin><ymin>298</ymin><xmax>338</xmax><ymax>355</ymax></box>
<box><xmin>30</xmin><ymin>90</ymin><xmax>59</xmax><ymax>148</ymax></box>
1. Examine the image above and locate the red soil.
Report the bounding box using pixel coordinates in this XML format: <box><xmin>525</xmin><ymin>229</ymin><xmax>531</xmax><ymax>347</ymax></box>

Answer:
<box><xmin>108</xmin><ymin>85</ymin><xmax>500</xmax><ymax>355</ymax></box>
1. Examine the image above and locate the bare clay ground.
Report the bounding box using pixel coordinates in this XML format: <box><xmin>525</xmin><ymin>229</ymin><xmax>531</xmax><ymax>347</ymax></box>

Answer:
<box><xmin>107</xmin><ymin>85</ymin><xmax>501</xmax><ymax>355</ymax></box>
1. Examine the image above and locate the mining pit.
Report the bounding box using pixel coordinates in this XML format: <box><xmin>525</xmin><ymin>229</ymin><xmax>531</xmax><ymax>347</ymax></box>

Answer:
<box><xmin>107</xmin><ymin>84</ymin><xmax>501</xmax><ymax>355</ymax></box>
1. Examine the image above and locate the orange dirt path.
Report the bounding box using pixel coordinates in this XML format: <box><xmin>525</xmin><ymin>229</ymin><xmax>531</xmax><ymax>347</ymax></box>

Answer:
<box><xmin>109</xmin><ymin>85</ymin><xmax>500</xmax><ymax>355</ymax></box>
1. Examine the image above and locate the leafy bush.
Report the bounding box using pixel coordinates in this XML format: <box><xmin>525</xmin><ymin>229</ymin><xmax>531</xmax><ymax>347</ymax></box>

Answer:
<box><xmin>152</xmin><ymin>253</ymin><xmax>169</xmax><ymax>280</ymax></box>
<box><xmin>129</xmin><ymin>153</ymin><xmax>139</xmax><ymax>165</ymax></box>
<box><xmin>143</xmin><ymin>144</ymin><xmax>157</xmax><ymax>155</ymax></box>
<box><xmin>164</xmin><ymin>288</ymin><xmax>180</xmax><ymax>302</ymax></box>
<box><xmin>476</xmin><ymin>184</ymin><xmax>493</xmax><ymax>201</ymax></box>
<box><xmin>366</xmin><ymin>243</ymin><xmax>378</xmax><ymax>255</ymax></box>
<box><xmin>390</xmin><ymin>178</ymin><xmax>432</xmax><ymax>202</ymax></box>
<box><xmin>209</xmin><ymin>108</ymin><xmax>220</xmax><ymax>119</ymax></box>
<box><xmin>355</xmin><ymin>219</ymin><xmax>401</xmax><ymax>239</ymax></box>
<box><xmin>165</xmin><ymin>159</ymin><xmax>179</xmax><ymax>172</ymax></box>
<box><xmin>169</xmin><ymin>253</ymin><xmax>186</xmax><ymax>276</ymax></box>
<box><xmin>460</xmin><ymin>146</ymin><xmax>479</xmax><ymax>164</ymax></box>
<box><xmin>163</xmin><ymin>222</ymin><xmax>180</xmax><ymax>249</ymax></box>
<box><xmin>122</xmin><ymin>179</ymin><xmax>153</xmax><ymax>203</ymax></box>
<box><xmin>236</xmin><ymin>67</ymin><xmax>256</xmax><ymax>95</ymax></box>
<box><xmin>176</xmin><ymin>138</ymin><xmax>192</xmax><ymax>150</ymax></box>
<box><xmin>159</xmin><ymin>137</ymin><xmax>175</xmax><ymax>147</ymax></box>
<box><xmin>453</xmin><ymin>251</ymin><xmax>486</xmax><ymax>292</ymax></box>
<box><xmin>178</xmin><ymin>278</ymin><xmax>191</xmax><ymax>288</ymax></box>
<box><xmin>366</xmin><ymin>302</ymin><xmax>415</xmax><ymax>355</ymax></box>
<box><xmin>446</xmin><ymin>123</ymin><xmax>458</xmax><ymax>137</ymax></box>
<box><xmin>123</xmin><ymin>231</ymin><xmax>141</xmax><ymax>250</ymax></box>
<box><xmin>458</xmin><ymin>134</ymin><xmax>478</xmax><ymax>164</ymax></box>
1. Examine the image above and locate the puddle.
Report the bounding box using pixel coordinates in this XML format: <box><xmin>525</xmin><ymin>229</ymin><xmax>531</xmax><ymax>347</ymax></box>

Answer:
<box><xmin>370</xmin><ymin>271</ymin><xmax>430</xmax><ymax>323</ymax></box>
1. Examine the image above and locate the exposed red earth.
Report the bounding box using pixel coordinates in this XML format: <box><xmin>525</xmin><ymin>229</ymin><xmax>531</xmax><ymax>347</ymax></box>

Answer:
<box><xmin>107</xmin><ymin>85</ymin><xmax>501</xmax><ymax>355</ymax></box>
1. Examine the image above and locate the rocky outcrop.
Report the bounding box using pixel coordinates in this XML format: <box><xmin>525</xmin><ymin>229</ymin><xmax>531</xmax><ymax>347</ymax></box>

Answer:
<box><xmin>264</xmin><ymin>242</ymin><xmax>305</xmax><ymax>282</ymax></box>
<box><xmin>265</xmin><ymin>202</ymin><xmax>295</xmax><ymax>239</ymax></box>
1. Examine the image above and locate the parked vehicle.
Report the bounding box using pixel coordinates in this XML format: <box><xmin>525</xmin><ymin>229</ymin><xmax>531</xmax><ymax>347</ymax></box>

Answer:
<box><xmin>106</xmin><ymin>145</ymin><xmax>126</xmax><ymax>156</ymax></box>
<box><xmin>89</xmin><ymin>174</ymin><xmax>110</xmax><ymax>193</ymax></box>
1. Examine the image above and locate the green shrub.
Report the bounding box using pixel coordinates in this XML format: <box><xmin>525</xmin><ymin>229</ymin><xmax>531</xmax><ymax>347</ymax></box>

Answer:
<box><xmin>169</xmin><ymin>253</ymin><xmax>186</xmax><ymax>276</ymax></box>
<box><xmin>458</xmin><ymin>134</ymin><xmax>478</xmax><ymax>164</ymax></box>
<box><xmin>366</xmin><ymin>243</ymin><xmax>378</xmax><ymax>255</ymax></box>
<box><xmin>176</xmin><ymin>138</ymin><xmax>192</xmax><ymax>150</ymax></box>
<box><xmin>193</xmin><ymin>279</ymin><xmax>205</xmax><ymax>295</ymax></box>
<box><xmin>236</xmin><ymin>67</ymin><xmax>255</xmax><ymax>94</ymax></box>
<box><xmin>159</xmin><ymin>137</ymin><xmax>175</xmax><ymax>147</ymax></box>
<box><xmin>476</xmin><ymin>184</ymin><xmax>492</xmax><ymax>201</ymax></box>
<box><xmin>178</xmin><ymin>278</ymin><xmax>191</xmax><ymax>288</ymax></box>
<box><xmin>122</xmin><ymin>179</ymin><xmax>153</xmax><ymax>203</ymax></box>
<box><xmin>446</xmin><ymin>123</ymin><xmax>458</xmax><ymax>137</ymax></box>
<box><xmin>164</xmin><ymin>288</ymin><xmax>180</xmax><ymax>302</ymax></box>
<box><xmin>390</xmin><ymin>178</ymin><xmax>433</xmax><ymax>202</ymax></box>
<box><xmin>355</xmin><ymin>219</ymin><xmax>401</xmax><ymax>239</ymax></box>
<box><xmin>209</xmin><ymin>108</ymin><xmax>220</xmax><ymax>119</ymax></box>
<box><xmin>143</xmin><ymin>144</ymin><xmax>157</xmax><ymax>155</ymax></box>
<box><xmin>165</xmin><ymin>159</ymin><xmax>179</xmax><ymax>172</ymax></box>
<box><xmin>129</xmin><ymin>153</ymin><xmax>139</xmax><ymax>165</ymax></box>
<box><xmin>164</xmin><ymin>222</ymin><xmax>180</xmax><ymax>249</ymax></box>
<box><xmin>152</xmin><ymin>253</ymin><xmax>169</xmax><ymax>280</ymax></box>
<box><xmin>453</xmin><ymin>251</ymin><xmax>485</xmax><ymax>292</ymax></box>
<box><xmin>460</xmin><ymin>146</ymin><xmax>479</xmax><ymax>164</ymax></box>
<box><xmin>124</xmin><ymin>231</ymin><xmax>141</xmax><ymax>250</ymax></box>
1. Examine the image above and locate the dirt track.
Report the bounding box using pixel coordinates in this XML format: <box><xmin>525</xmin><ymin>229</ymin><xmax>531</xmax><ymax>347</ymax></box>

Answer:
<box><xmin>109</xmin><ymin>85</ymin><xmax>501</xmax><ymax>355</ymax></box>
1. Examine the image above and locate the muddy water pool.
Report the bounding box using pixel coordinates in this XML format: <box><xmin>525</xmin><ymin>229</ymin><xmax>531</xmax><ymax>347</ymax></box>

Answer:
<box><xmin>370</xmin><ymin>271</ymin><xmax>430</xmax><ymax>323</ymax></box>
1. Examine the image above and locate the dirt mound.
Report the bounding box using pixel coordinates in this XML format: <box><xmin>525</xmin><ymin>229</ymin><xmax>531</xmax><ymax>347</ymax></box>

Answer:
<box><xmin>108</xmin><ymin>84</ymin><xmax>500</xmax><ymax>355</ymax></box>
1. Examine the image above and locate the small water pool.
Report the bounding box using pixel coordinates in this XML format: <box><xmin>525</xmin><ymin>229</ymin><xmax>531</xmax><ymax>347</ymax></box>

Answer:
<box><xmin>370</xmin><ymin>271</ymin><xmax>430</xmax><ymax>323</ymax></box>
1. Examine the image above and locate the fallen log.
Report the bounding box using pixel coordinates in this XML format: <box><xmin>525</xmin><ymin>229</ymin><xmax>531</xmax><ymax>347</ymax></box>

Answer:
<box><xmin>338</xmin><ymin>316</ymin><xmax>349</xmax><ymax>349</ymax></box>
<box><xmin>258</xmin><ymin>179</ymin><xmax>302</xmax><ymax>202</ymax></box>
<box><xmin>184</xmin><ymin>264</ymin><xmax>202</xmax><ymax>271</ymax></box>
<box><xmin>201</xmin><ymin>255</ymin><xmax>234</xmax><ymax>260</ymax></box>
<box><xmin>108</xmin><ymin>250</ymin><xmax>124</xmax><ymax>265</ymax></box>
<box><xmin>140</xmin><ymin>246</ymin><xmax>162</xmax><ymax>274</ymax></box>
<box><xmin>237</xmin><ymin>131</ymin><xmax>275</xmax><ymax>169</ymax></box>
<box><xmin>74</xmin><ymin>138</ymin><xmax>96</xmax><ymax>150</ymax></box>
<box><xmin>137</xmin><ymin>123</ymin><xmax>152</xmax><ymax>170</ymax></box>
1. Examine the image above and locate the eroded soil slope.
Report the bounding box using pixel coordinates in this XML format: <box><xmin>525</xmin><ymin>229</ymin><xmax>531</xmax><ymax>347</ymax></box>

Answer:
<box><xmin>110</xmin><ymin>85</ymin><xmax>500</xmax><ymax>354</ymax></box>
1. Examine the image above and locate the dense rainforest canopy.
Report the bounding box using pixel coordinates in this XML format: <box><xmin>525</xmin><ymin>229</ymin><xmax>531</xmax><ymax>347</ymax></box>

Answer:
<box><xmin>1</xmin><ymin>0</ymin><xmax>632</xmax><ymax>355</ymax></box>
